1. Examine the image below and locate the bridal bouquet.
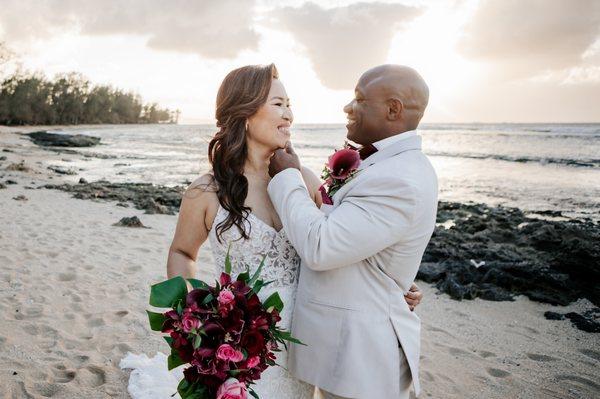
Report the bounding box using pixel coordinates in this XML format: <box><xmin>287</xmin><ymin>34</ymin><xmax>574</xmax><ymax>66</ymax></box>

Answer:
<box><xmin>147</xmin><ymin>253</ymin><xmax>301</xmax><ymax>399</ymax></box>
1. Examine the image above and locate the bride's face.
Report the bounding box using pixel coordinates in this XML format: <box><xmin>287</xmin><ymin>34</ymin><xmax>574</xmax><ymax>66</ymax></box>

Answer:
<box><xmin>247</xmin><ymin>78</ymin><xmax>293</xmax><ymax>151</ymax></box>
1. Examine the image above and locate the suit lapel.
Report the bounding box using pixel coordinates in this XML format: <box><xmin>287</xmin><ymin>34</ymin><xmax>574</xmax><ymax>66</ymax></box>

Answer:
<box><xmin>330</xmin><ymin>135</ymin><xmax>422</xmax><ymax>204</ymax></box>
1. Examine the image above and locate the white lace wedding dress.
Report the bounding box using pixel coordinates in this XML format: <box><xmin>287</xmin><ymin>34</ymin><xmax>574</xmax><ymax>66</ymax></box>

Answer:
<box><xmin>120</xmin><ymin>206</ymin><xmax>314</xmax><ymax>399</ymax></box>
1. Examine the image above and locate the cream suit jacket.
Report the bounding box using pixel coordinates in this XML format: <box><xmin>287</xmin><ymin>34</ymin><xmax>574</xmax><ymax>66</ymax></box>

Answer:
<box><xmin>267</xmin><ymin>135</ymin><xmax>438</xmax><ymax>398</ymax></box>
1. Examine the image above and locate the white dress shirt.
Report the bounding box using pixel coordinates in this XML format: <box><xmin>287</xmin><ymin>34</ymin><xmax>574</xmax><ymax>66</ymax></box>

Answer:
<box><xmin>372</xmin><ymin>129</ymin><xmax>418</xmax><ymax>151</ymax></box>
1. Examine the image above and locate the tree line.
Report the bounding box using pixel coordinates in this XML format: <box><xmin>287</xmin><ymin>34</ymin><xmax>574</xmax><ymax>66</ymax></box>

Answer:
<box><xmin>0</xmin><ymin>43</ymin><xmax>179</xmax><ymax>126</ymax></box>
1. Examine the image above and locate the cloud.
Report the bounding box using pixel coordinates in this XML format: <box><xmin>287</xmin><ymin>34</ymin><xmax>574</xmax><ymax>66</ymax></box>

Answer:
<box><xmin>0</xmin><ymin>0</ymin><xmax>259</xmax><ymax>59</ymax></box>
<box><xmin>271</xmin><ymin>2</ymin><xmax>422</xmax><ymax>90</ymax></box>
<box><xmin>458</xmin><ymin>0</ymin><xmax>600</xmax><ymax>76</ymax></box>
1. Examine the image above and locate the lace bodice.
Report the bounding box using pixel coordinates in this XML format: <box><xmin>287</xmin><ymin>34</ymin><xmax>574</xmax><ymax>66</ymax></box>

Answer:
<box><xmin>207</xmin><ymin>206</ymin><xmax>313</xmax><ymax>399</ymax></box>
<box><xmin>208</xmin><ymin>206</ymin><xmax>301</xmax><ymax>290</ymax></box>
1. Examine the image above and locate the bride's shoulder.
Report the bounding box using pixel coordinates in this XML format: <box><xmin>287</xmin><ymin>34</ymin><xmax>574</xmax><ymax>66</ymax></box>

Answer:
<box><xmin>188</xmin><ymin>173</ymin><xmax>217</xmax><ymax>191</ymax></box>
<box><xmin>183</xmin><ymin>174</ymin><xmax>219</xmax><ymax>203</ymax></box>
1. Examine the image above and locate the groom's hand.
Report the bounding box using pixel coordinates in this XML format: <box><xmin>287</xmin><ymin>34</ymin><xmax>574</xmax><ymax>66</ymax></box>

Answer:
<box><xmin>269</xmin><ymin>141</ymin><xmax>301</xmax><ymax>177</ymax></box>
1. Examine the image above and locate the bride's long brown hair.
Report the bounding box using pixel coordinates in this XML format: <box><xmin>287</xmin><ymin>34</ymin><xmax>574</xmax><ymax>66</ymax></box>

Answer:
<box><xmin>208</xmin><ymin>63</ymin><xmax>279</xmax><ymax>242</ymax></box>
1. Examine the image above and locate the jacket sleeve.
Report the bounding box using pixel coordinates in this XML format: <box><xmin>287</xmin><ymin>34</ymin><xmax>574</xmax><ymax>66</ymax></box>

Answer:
<box><xmin>267</xmin><ymin>168</ymin><xmax>418</xmax><ymax>271</ymax></box>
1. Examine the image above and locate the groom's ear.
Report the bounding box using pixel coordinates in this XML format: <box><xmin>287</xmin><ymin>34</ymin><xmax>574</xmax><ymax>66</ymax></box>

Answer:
<box><xmin>386</xmin><ymin>97</ymin><xmax>403</xmax><ymax>121</ymax></box>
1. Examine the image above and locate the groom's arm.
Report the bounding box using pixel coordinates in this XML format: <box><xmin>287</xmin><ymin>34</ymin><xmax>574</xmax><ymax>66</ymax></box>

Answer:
<box><xmin>268</xmin><ymin>168</ymin><xmax>418</xmax><ymax>271</ymax></box>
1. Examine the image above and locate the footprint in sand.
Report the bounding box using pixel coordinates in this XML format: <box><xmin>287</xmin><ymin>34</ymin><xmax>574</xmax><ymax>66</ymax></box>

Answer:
<box><xmin>86</xmin><ymin>317</ymin><xmax>105</xmax><ymax>327</ymax></box>
<box><xmin>555</xmin><ymin>374</ymin><xmax>600</xmax><ymax>391</ymax></box>
<box><xmin>32</xmin><ymin>382</ymin><xmax>62</xmax><ymax>397</ymax></box>
<box><xmin>526</xmin><ymin>353</ymin><xmax>558</xmax><ymax>362</ymax></box>
<box><xmin>578</xmin><ymin>349</ymin><xmax>600</xmax><ymax>362</ymax></box>
<box><xmin>478</xmin><ymin>350</ymin><xmax>496</xmax><ymax>358</ymax></box>
<box><xmin>57</xmin><ymin>272</ymin><xmax>76</xmax><ymax>282</ymax></box>
<box><xmin>486</xmin><ymin>368</ymin><xmax>511</xmax><ymax>378</ymax></box>
<box><xmin>51</xmin><ymin>366</ymin><xmax>76</xmax><ymax>383</ymax></box>
<box><xmin>76</xmin><ymin>365</ymin><xmax>106</xmax><ymax>388</ymax></box>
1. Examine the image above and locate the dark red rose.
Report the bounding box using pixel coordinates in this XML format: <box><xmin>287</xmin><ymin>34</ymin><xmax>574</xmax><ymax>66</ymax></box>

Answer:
<box><xmin>241</xmin><ymin>330</ymin><xmax>265</xmax><ymax>356</ymax></box>
<box><xmin>328</xmin><ymin>148</ymin><xmax>360</xmax><ymax>180</ymax></box>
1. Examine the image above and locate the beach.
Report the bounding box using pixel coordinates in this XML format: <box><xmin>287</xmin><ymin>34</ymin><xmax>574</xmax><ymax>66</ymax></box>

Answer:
<box><xmin>1</xmin><ymin>126</ymin><xmax>599</xmax><ymax>399</ymax></box>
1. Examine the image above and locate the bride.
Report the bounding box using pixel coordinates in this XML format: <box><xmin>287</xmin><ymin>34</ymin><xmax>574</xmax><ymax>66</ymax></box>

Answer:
<box><xmin>121</xmin><ymin>64</ymin><xmax>423</xmax><ymax>398</ymax></box>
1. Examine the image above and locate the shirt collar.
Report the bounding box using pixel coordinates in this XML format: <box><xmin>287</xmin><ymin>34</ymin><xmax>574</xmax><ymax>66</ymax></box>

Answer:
<box><xmin>372</xmin><ymin>130</ymin><xmax>418</xmax><ymax>151</ymax></box>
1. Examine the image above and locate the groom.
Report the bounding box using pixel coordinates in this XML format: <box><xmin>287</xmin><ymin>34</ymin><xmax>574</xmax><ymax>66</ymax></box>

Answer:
<box><xmin>267</xmin><ymin>64</ymin><xmax>437</xmax><ymax>399</ymax></box>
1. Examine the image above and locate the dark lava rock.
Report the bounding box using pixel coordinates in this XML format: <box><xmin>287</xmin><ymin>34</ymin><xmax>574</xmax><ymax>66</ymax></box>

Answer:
<box><xmin>43</xmin><ymin>180</ymin><xmax>183</xmax><ymax>215</ymax></box>
<box><xmin>12</xmin><ymin>195</ymin><xmax>28</xmax><ymax>201</ymax></box>
<box><xmin>565</xmin><ymin>309</ymin><xmax>600</xmax><ymax>333</ymax></box>
<box><xmin>113</xmin><ymin>216</ymin><xmax>148</xmax><ymax>228</ymax></box>
<box><xmin>419</xmin><ymin>202</ymin><xmax>600</xmax><ymax>308</ymax></box>
<box><xmin>5</xmin><ymin>179</ymin><xmax>17</xmax><ymax>185</ymax></box>
<box><xmin>141</xmin><ymin>197</ymin><xmax>173</xmax><ymax>215</ymax></box>
<box><xmin>48</xmin><ymin>165</ymin><xmax>77</xmax><ymax>175</ymax></box>
<box><xmin>544</xmin><ymin>309</ymin><xmax>600</xmax><ymax>333</ymax></box>
<box><xmin>0</xmin><ymin>183</ymin><xmax>6</xmax><ymax>189</ymax></box>
<box><xmin>6</xmin><ymin>161</ymin><xmax>30</xmax><ymax>172</ymax></box>
<box><xmin>116</xmin><ymin>202</ymin><xmax>129</xmax><ymax>207</ymax></box>
<box><xmin>28</xmin><ymin>131</ymin><xmax>101</xmax><ymax>147</ymax></box>
<box><xmin>2</xmin><ymin>148</ymin><xmax>13</xmax><ymax>153</ymax></box>
<box><xmin>544</xmin><ymin>311</ymin><xmax>565</xmax><ymax>320</ymax></box>
<box><xmin>79</xmin><ymin>177</ymin><xmax>88</xmax><ymax>184</ymax></box>
<box><xmin>0</xmin><ymin>156</ymin><xmax>6</xmax><ymax>161</ymax></box>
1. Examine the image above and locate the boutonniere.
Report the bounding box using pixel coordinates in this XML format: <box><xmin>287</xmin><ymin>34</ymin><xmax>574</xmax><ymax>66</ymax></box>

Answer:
<box><xmin>319</xmin><ymin>142</ymin><xmax>361</xmax><ymax>205</ymax></box>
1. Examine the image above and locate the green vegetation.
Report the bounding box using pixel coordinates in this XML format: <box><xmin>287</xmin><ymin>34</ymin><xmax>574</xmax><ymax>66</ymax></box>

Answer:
<box><xmin>0</xmin><ymin>42</ymin><xmax>179</xmax><ymax>126</ymax></box>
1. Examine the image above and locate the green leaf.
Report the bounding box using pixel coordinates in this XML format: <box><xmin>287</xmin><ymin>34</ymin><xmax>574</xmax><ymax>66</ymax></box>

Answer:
<box><xmin>201</xmin><ymin>293</ymin><xmax>214</xmax><ymax>305</ymax></box>
<box><xmin>224</xmin><ymin>243</ymin><xmax>232</xmax><ymax>275</ymax></box>
<box><xmin>248</xmin><ymin>255</ymin><xmax>266</xmax><ymax>286</ymax></box>
<box><xmin>237</xmin><ymin>271</ymin><xmax>250</xmax><ymax>282</ymax></box>
<box><xmin>273</xmin><ymin>329</ymin><xmax>306</xmax><ymax>346</ymax></box>
<box><xmin>187</xmin><ymin>278</ymin><xmax>209</xmax><ymax>290</ymax></box>
<box><xmin>178</xmin><ymin>379</ymin><xmax>206</xmax><ymax>399</ymax></box>
<box><xmin>252</xmin><ymin>279</ymin><xmax>274</xmax><ymax>295</ymax></box>
<box><xmin>263</xmin><ymin>292</ymin><xmax>284</xmax><ymax>313</ymax></box>
<box><xmin>193</xmin><ymin>334</ymin><xmax>202</xmax><ymax>349</ymax></box>
<box><xmin>248</xmin><ymin>388</ymin><xmax>260</xmax><ymax>399</ymax></box>
<box><xmin>168</xmin><ymin>351</ymin><xmax>185</xmax><ymax>370</ymax></box>
<box><xmin>149</xmin><ymin>276</ymin><xmax>188</xmax><ymax>308</ymax></box>
<box><xmin>163</xmin><ymin>336</ymin><xmax>173</xmax><ymax>346</ymax></box>
<box><xmin>146</xmin><ymin>310</ymin><xmax>166</xmax><ymax>331</ymax></box>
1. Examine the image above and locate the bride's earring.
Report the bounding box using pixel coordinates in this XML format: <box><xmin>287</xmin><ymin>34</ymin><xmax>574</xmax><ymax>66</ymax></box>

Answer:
<box><xmin>245</xmin><ymin>120</ymin><xmax>249</xmax><ymax>132</ymax></box>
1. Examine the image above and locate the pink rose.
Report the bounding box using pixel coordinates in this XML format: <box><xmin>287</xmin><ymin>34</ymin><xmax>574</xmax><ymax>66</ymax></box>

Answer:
<box><xmin>246</xmin><ymin>356</ymin><xmax>260</xmax><ymax>369</ymax></box>
<box><xmin>217</xmin><ymin>378</ymin><xmax>247</xmax><ymax>399</ymax></box>
<box><xmin>181</xmin><ymin>313</ymin><xmax>200</xmax><ymax>333</ymax></box>
<box><xmin>328</xmin><ymin>148</ymin><xmax>360</xmax><ymax>180</ymax></box>
<box><xmin>216</xmin><ymin>344</ymin><xmax>244</xmax><ymax>363</ymax></box>
<box><xmin>218</xmin><ymin>289</ymin><xmax>235</xmax><ymax>306</ymax></box>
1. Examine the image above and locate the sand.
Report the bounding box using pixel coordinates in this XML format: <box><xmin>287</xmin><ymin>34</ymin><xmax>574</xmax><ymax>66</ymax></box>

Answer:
<box><xmin>0</xmin><ymin>127</ymin><xmax>598</xmax><ymax>399</ymax></box>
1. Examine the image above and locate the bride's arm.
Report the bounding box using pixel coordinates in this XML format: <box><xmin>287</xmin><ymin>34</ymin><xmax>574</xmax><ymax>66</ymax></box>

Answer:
<box><xmin>167</xmin><ymin>174</ymin><xmax>219</xmax><ymax>279</ymax></box>
<box><xmin>300</xmin><ymin>166</ymin><xmax>323</xmax><ymax>207</ymax></box>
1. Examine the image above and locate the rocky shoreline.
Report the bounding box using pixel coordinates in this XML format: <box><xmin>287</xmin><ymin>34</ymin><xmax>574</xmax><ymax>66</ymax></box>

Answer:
<box><xmin>38</xmin><ymin>177</ymin><xmax>600</xmax><ymax>333</ymax></box>
<box><xmin>2</xmin><ymin>129</ymin><xmax>598</xmax><ymax>333</ymax></box>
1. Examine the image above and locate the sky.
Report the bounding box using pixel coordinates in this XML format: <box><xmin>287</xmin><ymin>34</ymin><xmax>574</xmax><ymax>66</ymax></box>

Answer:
<box><xmin>0</xmin><ymin>0</ymin><xmax>599</xmax><ymax>124</ymax></box>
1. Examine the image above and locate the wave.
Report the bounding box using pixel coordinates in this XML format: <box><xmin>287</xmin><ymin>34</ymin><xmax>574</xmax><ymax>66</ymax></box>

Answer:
<box><xmin>428</xmin><ymin>152</ymin><xmax>600</xmax><ymax>168</ymax></box>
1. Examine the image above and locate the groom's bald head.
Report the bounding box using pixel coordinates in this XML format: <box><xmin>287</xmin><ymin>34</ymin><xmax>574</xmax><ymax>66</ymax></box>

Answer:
<box><xmin>344</xmin><ymin>64</ymin><xmax>429</xmax><ymax>144</ymax></box>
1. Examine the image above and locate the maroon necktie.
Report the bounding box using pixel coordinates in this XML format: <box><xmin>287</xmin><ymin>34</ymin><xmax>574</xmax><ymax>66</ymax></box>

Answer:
<box><xmin>358</xmin><ymin>144</ymin><xmax>378</xmax><ymax>160</ymax></box>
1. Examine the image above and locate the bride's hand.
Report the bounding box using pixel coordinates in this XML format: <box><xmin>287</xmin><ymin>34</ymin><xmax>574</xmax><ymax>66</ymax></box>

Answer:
<box><xmin>404</xmin><ymin>283</ymin><xmax>423</xmax><ymax>311</ymax></box>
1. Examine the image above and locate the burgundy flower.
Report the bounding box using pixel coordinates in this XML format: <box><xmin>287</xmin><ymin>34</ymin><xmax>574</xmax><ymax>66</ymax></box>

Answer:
<box><xmin>241</xmin><ymin>330</ymin><xmax>265</xmax><ymax>356</ymax></box>
<box><xmin>319</xmin><ymin>184</ymin><xmax>333</xmax><ymax>205</ymax></box>
<box><xmin>328</xmin><ymin>148</ymin><xmax>360</xmax><ymax>180</ymax></box>
<box><xmin>220</xmin><ymin>272</ymin><xmax>232</xmax><ymax>286</ymax></box>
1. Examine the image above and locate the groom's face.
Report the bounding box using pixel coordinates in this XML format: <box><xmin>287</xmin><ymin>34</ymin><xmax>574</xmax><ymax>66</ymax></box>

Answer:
<box><xmin>343</xmin><ymin>77</ymin><xmax>386</xmax><ymax>145</ymax></box>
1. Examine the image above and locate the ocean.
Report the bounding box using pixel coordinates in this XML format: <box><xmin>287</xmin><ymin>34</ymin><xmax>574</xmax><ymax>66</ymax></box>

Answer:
<box><xmin>45</xmin><ymin>123</ymin><xmax>600</xmax><ymax>221</ymax></box>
